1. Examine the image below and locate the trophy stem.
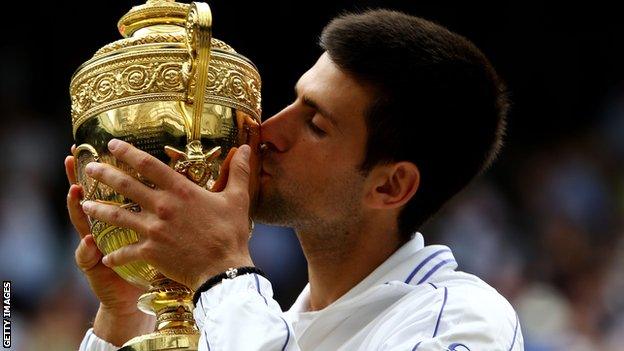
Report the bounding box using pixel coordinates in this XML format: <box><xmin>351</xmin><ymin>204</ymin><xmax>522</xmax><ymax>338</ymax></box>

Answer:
<box><xmin>121</xmin><ymin>274</ymin><xmax>199</xmax><ymax>351</ymax></box>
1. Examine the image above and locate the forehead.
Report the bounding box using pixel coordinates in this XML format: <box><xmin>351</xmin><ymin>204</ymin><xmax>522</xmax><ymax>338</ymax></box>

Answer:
<box><xmin>296</xmin><ymin>53</ymin><xmax>374</xmax><ymax>127</ymax></box>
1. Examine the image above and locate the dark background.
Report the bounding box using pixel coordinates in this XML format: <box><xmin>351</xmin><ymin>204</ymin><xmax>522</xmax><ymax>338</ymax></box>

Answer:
<box><xmin>4</xmin><ymin>2</ymin><xmax>624</xmax><ymax>142</ymax></box>
<box><xmin>1</xmin><ymin>1</ymin><xmax>623</xmax><ymax>350</ymax></box>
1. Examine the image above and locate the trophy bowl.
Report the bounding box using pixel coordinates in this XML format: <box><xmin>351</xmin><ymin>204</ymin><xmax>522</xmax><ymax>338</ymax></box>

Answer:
<box><xmin>69</xmin><ymin>1</ymin><xmax>261</xmax><ymax>349</ymax></box>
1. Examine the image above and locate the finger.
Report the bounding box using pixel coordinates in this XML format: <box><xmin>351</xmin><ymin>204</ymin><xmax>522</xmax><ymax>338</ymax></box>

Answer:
<box><xmin>211</xmin><ymin>147</ymin><xmax>237</xmax><ymax>192</ymax></box>
<box><xmin>107</xmin><ymin>139</ymin><xmax>179</xmax><ymax>190</ymax></box>
<box><xmin>224</xmin><ymin>144</ymin><xmax>251</xmax><ymax>198</ymax></box>
<box><xmin>65</xmin><ymin>155</ymin><xmax>77</xmax><ymax>185</ymax></box>
<box><xmin>82</xmin><ymin>200</ymin><xmax>145</xmax><ymax>232</ymax></box>
<box><xmin>102</xmin><ymin>243</ymin><xmax>145</xmax><ymax>268</ymax></box>
<box><xmin>67</xmin><ymin>184</ymin><xmax>91</xmax><ymax>238</ymax></box>
<box><xmin>75</xmin><ymin>234</ymin><xmax>103</xmax><ymax>272</ymax></box>
<box><xmin>85</xmin><ymin>162</ymin><xmax>155</xmax><ymax>206</ymax></box>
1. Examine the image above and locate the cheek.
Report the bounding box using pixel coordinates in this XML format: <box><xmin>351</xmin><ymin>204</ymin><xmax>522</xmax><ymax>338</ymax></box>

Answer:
<box><xmin>272</xmin><ymin>151</ymin><xmax>331</xmax><ymax>203</ymax></box>
<box><xmin>298</xmin><ymin>154</ymin><xmax>360</xmax><ymax>197</ymax></box>
<box><xmin>276</xmin><ymin>134</ymin><xmax>363</xmax><ymax>190</ymax></box>
<box><xmin>284</xmin><ymin>154</ymin><xmax>331</xmax><ymax>187</ymax></box>
<box><xmin>282</xmin><ymin>138</ymin><xmax>333</xmax><ymax>174</ymax></box>
<box><xmin>313</xmin><ymin>165</ymin><xmax>366</xmax><ymax>220</ymax></box>
<box><xmin>301</xmin><ymin>144</ymin><xmax>360</xmax><ymax>185</ymax></box>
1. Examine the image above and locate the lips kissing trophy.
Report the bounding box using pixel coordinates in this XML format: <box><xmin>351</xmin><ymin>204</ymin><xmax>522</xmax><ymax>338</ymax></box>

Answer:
<box><xmin>69</xmin><ymin>1</ymin><xmax>261</xmax><ymax>349</ymax></box>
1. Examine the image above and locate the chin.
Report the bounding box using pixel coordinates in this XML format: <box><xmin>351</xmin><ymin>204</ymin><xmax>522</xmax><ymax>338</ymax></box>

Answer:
<box><xmin>253</xmin><ymin>194</ymin><xmax>295</xmax><ymax>227</ymax></box>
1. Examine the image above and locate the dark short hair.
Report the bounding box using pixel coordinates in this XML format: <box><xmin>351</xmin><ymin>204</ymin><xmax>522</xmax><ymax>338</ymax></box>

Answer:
<box><xmin>320</xmin><ymin>9</ymin><xmax>509</xmax><ymax>240</ymax></box>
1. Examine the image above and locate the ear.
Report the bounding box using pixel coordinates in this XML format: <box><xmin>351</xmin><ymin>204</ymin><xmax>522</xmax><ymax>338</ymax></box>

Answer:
<box><xmin>363</xmin><ymin>162</ymin><xmax>420</xmax><ymax>210</ymax></box>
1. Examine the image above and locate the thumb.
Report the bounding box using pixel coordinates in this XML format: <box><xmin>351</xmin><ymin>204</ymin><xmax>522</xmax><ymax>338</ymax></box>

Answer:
<box><xmin>225</xmin><ymin>144</ymin><xmax>251</xmax><ymax>196</ymax></box>
<box><xmin>210</xmin><ymin>147</ymin><xmax>237</xmax><ymax>192</ymax></box>
<box><xmin>75</xmin><ymin>235</ymin><xmax>103</xmax><ymax>272</ymax></box>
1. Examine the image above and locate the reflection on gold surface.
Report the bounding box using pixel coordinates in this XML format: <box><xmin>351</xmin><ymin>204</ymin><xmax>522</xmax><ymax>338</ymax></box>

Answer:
<box><xmin>75</xmin><ymin>102</ymin><xmax>253</xmax><ymax>285</ymax></box>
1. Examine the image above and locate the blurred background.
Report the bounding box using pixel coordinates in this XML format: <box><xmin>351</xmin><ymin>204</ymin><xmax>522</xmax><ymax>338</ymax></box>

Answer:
<box><xmin>1</xmin><ymin>1</ymin><xmax>622</xmax><ymax>350</ymax></box>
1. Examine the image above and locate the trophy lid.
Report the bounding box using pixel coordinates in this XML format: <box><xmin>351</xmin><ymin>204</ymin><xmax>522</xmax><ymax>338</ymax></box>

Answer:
<box><xmin>70</xmin><ymin>0</ymin><xmax>261</xmax><ymax>137</ymax></box>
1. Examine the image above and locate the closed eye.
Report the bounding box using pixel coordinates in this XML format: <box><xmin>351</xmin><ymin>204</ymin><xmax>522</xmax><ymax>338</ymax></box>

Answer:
<box><xmin>307</xmin><ymin>119</ymin><xmax>327</xmax><ymax>137</ymax></box>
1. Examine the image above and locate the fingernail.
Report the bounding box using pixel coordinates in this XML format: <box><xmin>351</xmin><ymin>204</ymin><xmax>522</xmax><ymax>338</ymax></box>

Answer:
<box><xmin>68</xmin><ymin>185</ymin><xmax>78</xmax><ymax>199</ymax></box>
<box><xmin>84</xmin><ymin>235</ymin><xmax>93</xmax><ymax>246</ymax></box>
<box><xmin>102</xmin><ymin>255</ymin><xmax>110</xmax><ymax>267</ymax></box>
<box><xmin>82</xmin><ymin>200</ymin><xmax>94</xmax><ymax>213</ymax></box>
<box><xmin>85</xmin><ymin>162</ymin><xmax>97</xmax><ymax>175</ymax></box>
<box><xmin>108</xmin><ymin>139</ymin><xmax>120</xmax><ymax>151</ymax></box>
<box><xmin>240</xmin><ymin>144</ymin><xmax>251</xmax><ymax>161</ymax></box>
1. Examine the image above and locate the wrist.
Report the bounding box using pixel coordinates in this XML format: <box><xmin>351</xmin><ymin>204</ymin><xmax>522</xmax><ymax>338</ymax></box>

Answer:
<box><xmin>93</xmin><ymin>304</ymin><xmax>155</xmax><ymax>347</ymax></box>
<box><xmin>191</xmin><ymin>255</ymin><xmax>254</xmax><ymax>291</ymax></box>
<box><xmin>98</xmin><ymin>300</ymin><xmax>142</xmax><ymax>318</ymax></box>
<box><xmin>192</xmin><ymin>266</ymin><xmax>265</xmax><ymax>306</ymax></box>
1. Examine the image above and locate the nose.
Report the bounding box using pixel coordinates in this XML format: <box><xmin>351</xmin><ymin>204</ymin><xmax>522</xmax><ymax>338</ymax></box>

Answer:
<box><xmin>261</xmin><ymin>104</ymin><xmax>298</xmax><ymax>153</ymax></box>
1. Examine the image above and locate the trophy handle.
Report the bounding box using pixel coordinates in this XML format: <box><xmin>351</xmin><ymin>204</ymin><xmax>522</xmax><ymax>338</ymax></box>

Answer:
<box><xmin>185</xmin><ymin>2</ymin><xmax>212</xmax><ymax>141</ymax></box>
<box><xmin>73</xmin><ymin>143</ymin><xmax>101</xmax><ymax>202</ymax></box>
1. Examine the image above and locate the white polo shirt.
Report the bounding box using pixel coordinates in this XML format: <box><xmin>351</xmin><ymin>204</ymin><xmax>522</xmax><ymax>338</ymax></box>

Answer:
<box><xmin>80</xmin><ymin>233</ymin><xmax>523</xmax><ymax>350</ymax></box>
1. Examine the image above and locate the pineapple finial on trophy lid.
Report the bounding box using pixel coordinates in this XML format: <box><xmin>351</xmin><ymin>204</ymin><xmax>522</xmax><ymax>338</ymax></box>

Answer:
<box><xmin>118</xmin><ymin>0</ymin><xmax>189</xmax><ymax>38</ymax></box>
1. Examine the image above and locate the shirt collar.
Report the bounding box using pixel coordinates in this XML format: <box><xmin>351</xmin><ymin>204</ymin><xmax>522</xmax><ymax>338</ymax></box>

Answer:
<box><xmin>289</xmin><ymin>232</ymin><xmax>458</xmax><ymax>313</ymax></box>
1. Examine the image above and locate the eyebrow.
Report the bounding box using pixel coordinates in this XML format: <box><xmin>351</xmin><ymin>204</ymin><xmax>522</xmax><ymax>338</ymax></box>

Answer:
<box><xmin>294</xmin><ymin>84</ymin><xmax>339</xmax><ymax>128</ymax></box>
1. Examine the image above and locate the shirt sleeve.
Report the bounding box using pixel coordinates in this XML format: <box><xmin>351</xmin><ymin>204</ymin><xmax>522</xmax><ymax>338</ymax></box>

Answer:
<box><xmin>78</xmin><ymin>328</ymin><xmax>119</xmax><ymax>351</ymax></box>
<box><xmin>193</xmin><ymin>273</ymin><xmax>298</xmax><ymax>351</ymax></box>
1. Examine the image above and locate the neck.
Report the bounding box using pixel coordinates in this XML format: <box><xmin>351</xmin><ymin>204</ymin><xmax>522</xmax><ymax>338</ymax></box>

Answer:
<box><xmin>296</xmin><ymin>216</ymin><xmax>402</xmax><ymax>311</ymax></box>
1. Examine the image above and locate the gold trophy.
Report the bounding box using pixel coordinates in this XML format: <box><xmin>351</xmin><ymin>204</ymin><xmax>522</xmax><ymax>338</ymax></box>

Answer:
<box><xmin>69</xmin><ymin>1</ymin><xmax>261</xmax><ymax>349</ymax></box>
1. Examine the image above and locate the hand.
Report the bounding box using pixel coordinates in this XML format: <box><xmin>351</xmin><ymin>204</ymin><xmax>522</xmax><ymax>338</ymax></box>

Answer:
<box><xmin>80</xmin><ymin>139</ymin><xmax>255</xmax><ymax>291</ymax></box>
<box><xmin>65</xmin><ymin>151</ymin><xmax>153</xmax><ymax>346</ymax></box>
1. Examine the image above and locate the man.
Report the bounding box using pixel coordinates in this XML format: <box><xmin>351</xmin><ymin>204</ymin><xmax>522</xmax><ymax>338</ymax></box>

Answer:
<box><xmin>68</xmin><ymin>10</ymin><xmax>523</xmax><ymax>350</ymax></box>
